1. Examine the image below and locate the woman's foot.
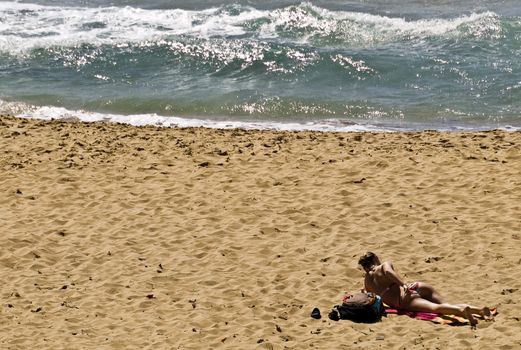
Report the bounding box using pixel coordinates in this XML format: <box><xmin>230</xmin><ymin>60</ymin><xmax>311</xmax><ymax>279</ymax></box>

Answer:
<box><xmin>480</xmin><ymin>307</ymin><xmax>494</xmax><ymax>321</ymax></box>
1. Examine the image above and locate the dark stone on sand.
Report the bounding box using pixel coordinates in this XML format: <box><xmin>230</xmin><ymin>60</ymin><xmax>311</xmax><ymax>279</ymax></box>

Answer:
<box><xmin>311</xmin><ymin>307</ymin><xmax>321</xmax><ymax>319</ymax></box>
<box><xmin>501</xmin><ymin>288</ymin><xmax>518</xmax><ymax>295</ymax></box>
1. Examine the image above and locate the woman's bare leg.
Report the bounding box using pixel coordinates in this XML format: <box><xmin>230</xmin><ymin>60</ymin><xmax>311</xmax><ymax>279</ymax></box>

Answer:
<box><xmin>413</xmin><ymin>283</ymin><xmax>493</xmax><ymax>321</ymax></box>
<box><xmin>405</xmin><ymin>297</ymin><xmax>478</xmax><ymax>325</ymax></box>
<box><xmin>415</xmin><ymin>282</ymin><xmax>444</xmax><ymax>303</ymax></box>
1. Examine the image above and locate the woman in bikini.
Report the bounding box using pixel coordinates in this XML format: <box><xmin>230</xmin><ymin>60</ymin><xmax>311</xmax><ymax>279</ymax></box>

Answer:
<box><xmin>358</xmin><ymin>252</ymin><xmax>493</xmax><ymax>325</ymax></box>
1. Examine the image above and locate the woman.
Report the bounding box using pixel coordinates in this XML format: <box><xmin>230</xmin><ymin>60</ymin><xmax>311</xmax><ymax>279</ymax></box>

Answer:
<box><xmin>358</xmin><ymin>252</ymin><xmax>493</xmax><ymax>325</ymax></box>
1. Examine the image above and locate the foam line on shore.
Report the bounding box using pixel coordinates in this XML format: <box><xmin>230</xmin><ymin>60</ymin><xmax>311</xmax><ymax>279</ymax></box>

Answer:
<box><xmin>2</xmin><ymin>100</ymin><xmax>519</xmax><ymax>132</ymax></box>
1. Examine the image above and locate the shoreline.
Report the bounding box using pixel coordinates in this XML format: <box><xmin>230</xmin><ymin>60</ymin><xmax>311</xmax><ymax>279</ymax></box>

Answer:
<box><xmin>1</xmin><ymin>115</ymin><xmax>520</xmax><ymax>349</ymax></box>
<box><xmin>1</xmin><ymin>100</ymin><xmax>519</xmax><ymax>132</ymax></box>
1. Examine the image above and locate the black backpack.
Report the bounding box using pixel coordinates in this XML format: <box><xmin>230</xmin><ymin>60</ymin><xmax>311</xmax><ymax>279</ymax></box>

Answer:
<box><xmin>329</xmin><ymin>292</ymin><xmax>384</xmax><ymax>323</ymax></box>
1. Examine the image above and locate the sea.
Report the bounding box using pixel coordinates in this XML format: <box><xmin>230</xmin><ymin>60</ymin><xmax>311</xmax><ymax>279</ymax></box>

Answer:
<box><xmin>0</xmin><ymin>0</ymin><xmax>520</xmax><ymax>132</ymax></box>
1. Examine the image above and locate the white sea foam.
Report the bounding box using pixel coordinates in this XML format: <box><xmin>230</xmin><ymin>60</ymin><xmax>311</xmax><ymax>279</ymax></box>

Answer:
<box><xmin>0</xmin><ymin>1</ymin><xmax>502</xmax><ymax>54</ymax></box>
<box><xmin>0</xmin><ymin>99</ymin><xmax>385</xmax><ymax>132</ymax></box>
<box><xmin>0</xmin><ymin>2</ymin><xmax>265</xmax><ymax>54</ymax></box>
<box><xmin>260</xmin><ymin>4</ymin><xmax>502</xmax><ymax>45</ymax></box>
<box><xmin>2</xmin><ymin>99</ymin><xmax>518</xmax><ymax>132</ymax></box>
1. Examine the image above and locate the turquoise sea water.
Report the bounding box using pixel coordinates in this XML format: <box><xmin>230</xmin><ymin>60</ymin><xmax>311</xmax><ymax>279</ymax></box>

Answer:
<box><xmin>0</xmin><ymin>0</ymin><xmax>520</xmax><ymax>131</ymax></box>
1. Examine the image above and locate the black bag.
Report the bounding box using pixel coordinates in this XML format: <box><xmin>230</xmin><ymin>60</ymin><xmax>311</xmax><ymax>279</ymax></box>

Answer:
<box><xmin>329</xmin><ymin>292</ymin><xmax>384</xmax><ymax>323</ymax></box>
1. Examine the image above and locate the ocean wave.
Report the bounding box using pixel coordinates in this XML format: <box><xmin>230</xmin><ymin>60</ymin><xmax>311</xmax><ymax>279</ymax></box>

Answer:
<box><xmin>254</xmin><ymin>4</ymin><xmax>504</xmax><ymax>45</ymax></box>
<box><xmin>0</xmin><ymin>1</ymin><xmax>509</xmax><ymax>54</ymax></box>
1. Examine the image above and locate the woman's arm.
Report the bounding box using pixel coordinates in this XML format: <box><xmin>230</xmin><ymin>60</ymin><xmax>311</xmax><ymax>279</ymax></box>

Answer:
<box><xmin>382</xmin><ymin>261</ymin><xmax>406</xmax><ymax>286</ymax></box>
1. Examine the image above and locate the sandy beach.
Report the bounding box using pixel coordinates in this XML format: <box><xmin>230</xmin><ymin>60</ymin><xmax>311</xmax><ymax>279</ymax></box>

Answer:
<box><xmin>1</xmin><ymin>115</ymin><xmax>520</xmax><ymax>349</ymax></box>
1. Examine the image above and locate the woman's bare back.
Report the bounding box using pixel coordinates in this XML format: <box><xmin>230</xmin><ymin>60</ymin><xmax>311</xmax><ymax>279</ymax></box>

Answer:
<box><xmin>363</xmin><ymin>263</ymin><xmax>402</xmax><ymax>308</ymax></box>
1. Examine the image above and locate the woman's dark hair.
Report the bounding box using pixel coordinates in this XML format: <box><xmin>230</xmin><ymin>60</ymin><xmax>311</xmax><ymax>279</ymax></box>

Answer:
<box><xmin>358</xmin><ymin>252</ymin><xmax>377</xmax><ymax>269</ymax></box>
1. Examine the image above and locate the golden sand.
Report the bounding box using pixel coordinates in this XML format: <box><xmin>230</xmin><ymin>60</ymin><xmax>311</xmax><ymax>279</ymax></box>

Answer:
<box><xmin>1</xmin><ymin>115</ymin><xmax>520</xmax><ymax>349</ymax></box>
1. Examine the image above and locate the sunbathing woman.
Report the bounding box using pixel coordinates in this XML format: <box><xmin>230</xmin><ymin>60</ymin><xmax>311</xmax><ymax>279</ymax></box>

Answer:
<box><xmin>358</xmin><ymin>252</ymin><xmax>493</xmax><ymax>325</ymax></box>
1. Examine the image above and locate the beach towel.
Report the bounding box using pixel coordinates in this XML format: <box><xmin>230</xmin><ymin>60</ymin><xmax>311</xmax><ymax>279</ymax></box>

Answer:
<box><xmin>384</xmin><ymin>307</ymin><xmax>497</xmax><ymax>326</ymax></box>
